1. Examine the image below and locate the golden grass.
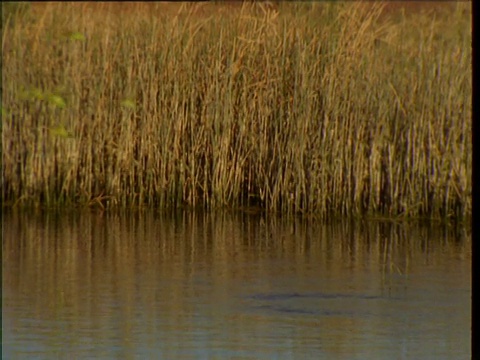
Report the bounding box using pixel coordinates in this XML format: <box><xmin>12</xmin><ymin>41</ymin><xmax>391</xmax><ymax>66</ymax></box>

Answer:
<box><xmin>1</xmin><ymin>2</ymin><xmax>471</xmax><ymax>220</ymax></box>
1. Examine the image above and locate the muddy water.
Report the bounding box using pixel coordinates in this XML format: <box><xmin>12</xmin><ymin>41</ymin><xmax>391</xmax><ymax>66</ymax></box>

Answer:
<box><xmin>3</xmin><ymin>210</ymin><xmax>471</xmax><ymax>359</ymax></box>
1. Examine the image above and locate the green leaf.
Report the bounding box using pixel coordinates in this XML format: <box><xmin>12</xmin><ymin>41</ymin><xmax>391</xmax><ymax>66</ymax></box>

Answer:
<box><xmin>48</xmin><ymin>94</ymin><xmax>66</xmax><ymax>109</ymax></box>
<box><xmin>49</xmin><ymin>125</ymin><xmax>74</xmax><ymax>138</ymax></box>
<box><xmin>121</xmin><ymin>99</ymin><xmax>136</xmax><ymax>109</ymax></box>
<box><xmin>31</xmin><ymin>88</ymin><xmax>44</xmax><ymax>100</ymax></box>
<box><xmin>19</xmin><ymin>87</ymin><xmax>44</xmax><ymax>101</ymax></box>
<box><xmin>68</xmin><ymin>31</ymin><xmax>86</xmax><ymax>41</ymax></box>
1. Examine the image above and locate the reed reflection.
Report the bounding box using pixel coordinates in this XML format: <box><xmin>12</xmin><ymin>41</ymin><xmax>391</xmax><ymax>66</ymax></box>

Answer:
<box><xmin>3</xmin><ymin>210</ymin><xmax>471</xmax><ymax>359</ymax></box>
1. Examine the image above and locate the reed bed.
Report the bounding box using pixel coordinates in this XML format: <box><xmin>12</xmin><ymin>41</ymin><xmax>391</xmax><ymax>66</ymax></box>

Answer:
<box><xmin>1</xmin><ymin>2</ymin><xmax>471</xmax><ymax>220</ymax></box>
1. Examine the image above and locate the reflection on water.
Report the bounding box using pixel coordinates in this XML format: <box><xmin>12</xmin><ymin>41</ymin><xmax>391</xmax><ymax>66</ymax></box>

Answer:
<box><xmin>3</xmin><ymin>210</ymin><xmax>471</xmax><ymax>359</ymax></box>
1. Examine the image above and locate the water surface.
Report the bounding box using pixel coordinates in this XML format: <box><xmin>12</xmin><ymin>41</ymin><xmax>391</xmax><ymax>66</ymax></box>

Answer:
<box><xmin>3</xmin><ymin>210</ymin><xmax>471</xmax><ymax>359</ymax></box>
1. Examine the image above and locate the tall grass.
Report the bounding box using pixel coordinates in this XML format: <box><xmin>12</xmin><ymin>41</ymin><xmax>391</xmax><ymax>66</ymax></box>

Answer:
<box><xmin>1</xmin><ymin>2</ymin><xmax>471</xmax><ymax>220</ymax></box>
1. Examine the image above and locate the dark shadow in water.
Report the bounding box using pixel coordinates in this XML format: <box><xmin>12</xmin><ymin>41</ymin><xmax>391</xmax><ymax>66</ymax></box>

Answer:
<box><xmin>248</xmin><ymin>292</ymin><xmax>398</xmax><ymax>301</ymax></box>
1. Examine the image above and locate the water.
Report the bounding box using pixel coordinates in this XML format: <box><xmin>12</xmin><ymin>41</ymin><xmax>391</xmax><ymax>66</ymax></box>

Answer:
<box><xmin>2</xmin><ymin>210</ymin><xmax>471</xmax><ymax>359</ymax></box>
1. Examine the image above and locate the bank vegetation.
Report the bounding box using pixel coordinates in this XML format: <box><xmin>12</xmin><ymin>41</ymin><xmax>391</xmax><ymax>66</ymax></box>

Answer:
<box><xmin>1</xmin><ymin>2</ymin><xmax>471</xmax><ymax>220</ymax></box>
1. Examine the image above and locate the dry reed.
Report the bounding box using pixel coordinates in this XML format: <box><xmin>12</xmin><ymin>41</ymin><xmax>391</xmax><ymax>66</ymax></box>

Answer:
<box><xmin>1</xmin><ymin>2</ymin><xmax>471</xmax><ymax>220</ymax></box>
